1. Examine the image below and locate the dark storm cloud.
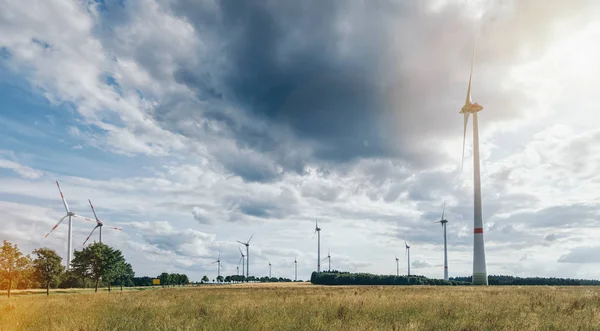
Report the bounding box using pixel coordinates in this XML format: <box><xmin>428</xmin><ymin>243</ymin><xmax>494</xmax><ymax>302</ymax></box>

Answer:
<box><xmin>104</xmin><ymin>0</ymin><xmax>599</xmax><ymax>179</ymax></box>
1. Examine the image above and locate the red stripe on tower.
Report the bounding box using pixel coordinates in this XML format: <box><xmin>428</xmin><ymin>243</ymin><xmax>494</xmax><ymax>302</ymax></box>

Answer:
<box><xmin>474</xmin><ymin>228</ymin><xmax>483</xmax><ymax>234</ymax></box>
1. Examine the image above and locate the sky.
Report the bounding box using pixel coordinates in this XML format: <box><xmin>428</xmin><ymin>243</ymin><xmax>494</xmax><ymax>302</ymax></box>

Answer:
<box><xmin>1</xmin><ymin>0</ymin><xmax>600</xmax><ymax>282</ymax></box>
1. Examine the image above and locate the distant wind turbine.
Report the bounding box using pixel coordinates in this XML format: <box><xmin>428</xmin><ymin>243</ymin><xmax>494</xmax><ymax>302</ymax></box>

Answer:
<box><xmin>405</xmin><ymin>241</ymin><xmax>411</xmax><ymax>276</ymax></box>
<box><xmin>294</xmin><ymin>256</ymin><xmax>297</xmax><ymax>281</ymax></box>
<box><xmin>395</xmin><ymin>255</ymin><xmax>399</xmax><ymax>277</ymax></box>
<box><xmin>324</xmin><ymin>247</ymin><xmax>331</xmax><ymax>272</ymax></box>
<box><xmin>45</xmin><ymin>181</ymin><xmax>96</xmax><ymax>270</ymax></box>
<box><xmin>268</xmin><ymin>260</ymin><xmax>272</xmax><ymax>278</ymax></box>
<box><xmin>314</xmin><ymin>217</ymin><xmax>321</xmax><ymax>272</ymax></box>
<box><xmin>83</xmin><ymin>199</ymin><xmax>122</xmax><ymax>246</ymax></box>
<box><xmin>238</xmin><ymin>247</ymin><xmax>245</xmax><ymax>279</ymax></box>
<box><xmin>237</xmin><ymin>235</ymin><xmax>253</xmax><ymax>278</ymax></box>
<box><xmin>435</xmin><ymin>203</ymin><xmax>449</xmax><ymax>281</ymax></box>
<box><xmin>460</xmin><ymin>42</ymin><xmax>488</xmax><ymax>285</ymax></box>
<box><xmin>212</xmin><ymin>253</ymin><xmax>221</xmax><ymax>280</ymax></box>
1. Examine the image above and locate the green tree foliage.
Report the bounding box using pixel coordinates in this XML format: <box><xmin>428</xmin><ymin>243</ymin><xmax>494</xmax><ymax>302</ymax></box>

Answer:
<box><xmin>201</xmin><ymin>275</ymin><xmax>209</xmax><ymax>283</ymax></box>
<box><xmin>70</xmin><ymin>243</ymin><xmax>126</xmax><ymax>292</ymax></box>
<box><xmin>0</xmin><ymin>240</ymin><xmax>32</xmax><ymax>298</ymax></box>
<box><xmin>32</xmin><ymin>248</ymin><xmax>65</xmax><ymax>296</ymax></box>
<box><xmin>112</xmin><ymin>262</ymin><xmax>135</xmax><ymax>291</ymax></box>
<box><xmin>311</xmin><ymin>271</ymin><xmax>467</xmax><ymax>286</ymax></box>
<box><xmin>132</xmin><ymin>276</ymin><xmax>154</xmax><ymax>286</ymax></box>
<box><xmin>216</xmin><ymin>275</ymin><xmax>224</xmax><ymax>283</ymax></box>
<box><xmin>159</xmin><ymin>272</ymin><xmax>171</xmax><ymax>287</ymax></box>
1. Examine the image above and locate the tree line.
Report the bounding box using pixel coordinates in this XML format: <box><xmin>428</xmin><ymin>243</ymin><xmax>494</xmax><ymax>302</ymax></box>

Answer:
<box><xmin>311</xmin><ymin>271</ymin><xmax>467</xmax><ymax>286</ymax></box>
<box><xmin>0</xmin><ymin>240</ymin><xmax>136</xmax><ymax>297</ymax></box>
<box><xmin>450</xmin><ymin>275</ymin><xmax>600</xmax><ymax>286</ymax></box>
<box><xmin>310</xmin><ymin>271</ymin><xmax>600</xmax><ymax>286</ymax></box>
<box><xmin>0</xmin><ymin>240</ymin><xmax>193</xmax><ymax>298</ymax></box>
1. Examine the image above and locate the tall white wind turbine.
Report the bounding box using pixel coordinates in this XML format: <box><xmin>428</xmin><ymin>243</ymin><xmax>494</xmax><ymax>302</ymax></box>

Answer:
<box><xmin>294</xmin><ymin>256</ymin><xmax>297</xmax><ymax>281</ymax></box>
<box><xmin>45</xmin><ymin>181</ymin><xmax>95</xmax><ymax>270</ymax></box>
<box><xmin>460</xmin><ymin>44</ymin><xmax>488</xmax><ymax>285</ymax></box>
<box><xmin>237</xmin><ymin>235</ymin><xmax>253</xmax><ymax>278</ymax></box>
<box><xmin>83</xmin><ymin>199</ymin><xmax>123</xmax><ymax>245</ymax></box>
<box><xmin>435</xmin><ymin>203</ymin><xmax>449</xmax><ymax>281</ymax></box>
<box><xmin>314</xmin><ymin>217</ymin><xmax>321</xmax><ymax>272</ymax></box>
<box><xmin>395</xmin><ymin>255</ymin><xmax>399</xmax><ymax>277</ymax></box>
<box><xmin>404</xmin><ymin>241</ymin><xmax>411</xmax><ymax>276</ymax></box>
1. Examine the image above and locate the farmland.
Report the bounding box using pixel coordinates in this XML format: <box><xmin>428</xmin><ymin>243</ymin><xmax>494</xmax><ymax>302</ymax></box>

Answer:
<box><xmin>2</xmin><ymin>283</ymin><xmax>600</xmax><ymax>330</ymax></box>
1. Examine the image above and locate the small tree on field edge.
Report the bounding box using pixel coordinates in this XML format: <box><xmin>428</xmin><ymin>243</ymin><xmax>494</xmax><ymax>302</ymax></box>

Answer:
<box><xmin>32</xmin><ymin>248</ymin><xmax>65</xmax><ymax>296</ymax></box>
<box><xmin>0</xmin><ymin>240</ymin><xmax>32</xmax><ymax>298</ymax></box>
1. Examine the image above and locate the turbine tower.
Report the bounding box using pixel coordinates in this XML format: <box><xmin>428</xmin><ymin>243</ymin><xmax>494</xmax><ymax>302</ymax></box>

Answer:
<box><xmin>212</xmin><ymin>253</ymin><xmax>221</xmax><ymax>280</ymax></box>
<box><xmin>268</xmin><ymin>261</ymin><xmax>272</xmax><ymax>278</ymax></box>
<box><xmin>460</xmin><ymin>44</ymin><xmax>488</xmax><ymax>285</ymax></box>
<box><xmin>45</xmin><ymin>181</ymin><xmax>95</xmax><ymax>270</ymax></box>
<box><xmin>395</xmin><ymin>255</ymin><xmax>399</xmax><ymax>277</ymax></box>
<box><xmin>294</xmin><ymin>256</ymin><xmax>297</xmax><ymax>281</ymax></box>
<box><xmin>435</xmin><ymin>203</ymin><xmax>449</xmax><ymax>281</ymax></box>
<box><xmin>238</xmin><ymin>247</ymin><xmax>245</xmax><ymax>279</ymax></box>
<box><xmin>405</xmin><ymin>241</ymin><xmax>411</xmax><ymax>276</ymax></box>
<box><xmin>237</xmin><ymin>235</ymin><xmax>253</xmax><ymax>278</ymax></box>
<box><xmin>314</xmin><ymin>217</ymin><xmax>321</xmax><ymax>272</ymax></box>
<box><xmin>83</xmin><ymin>199</ymin><xmax>122</xmax><ymax>245</ymax></box>
<box><xmin>324</xmin><ymin>248</ymin><xmax>331</xmax><ymax>272</ymax></box>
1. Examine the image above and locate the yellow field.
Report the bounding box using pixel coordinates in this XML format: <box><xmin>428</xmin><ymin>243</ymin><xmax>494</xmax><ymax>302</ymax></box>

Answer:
<box><xmin>2</xmin><ymin>283</ymin><xmax>600</xmax><ymax>330</ymax></box>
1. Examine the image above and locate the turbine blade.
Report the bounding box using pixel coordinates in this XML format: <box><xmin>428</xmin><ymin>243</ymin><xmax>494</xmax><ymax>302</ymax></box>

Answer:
<box><xmin>466</xmin><ymin>43</ymin><xmax>475</xmax><ymax>105</ymax></box>
<box><xmin>247</xmin><ymin>234</ymin><xmax>254</xmax><ymax>244</ymax></box>
<box><xmin>71</xmin><ymin>214</ymin><xmax>96</xmax><ymax>223</ymax></box>
<box><xmin>88</xmin><ymin>199</ymin><xmax>100</xmax><ymax>222</ymax></box>
<box><xmin>461</xmin><ymin>112</ymin><xmax>471</xmax><ymax>171</ymax></box>
<box><xmin>239</xmin><ymin>246</ymin><xmax>244</xmax><ymax>256</ymax></box>
<box><xmin>441</xmin><ymin>203</ymin><xmax>446</xmax><ymax>220</ymax></box>
<box><xmin>236</xmin><ymin>240</ymin><xmax>245</xmax><ymax>245</ymax></box>
<box><xmin>83</xmin><ymin>226</ymin><xmax>99</xmax><ymax>245</ymax></box>
<box><xmin>101</xmin><ymin>225</ymin><xmax>123</xmax><ymax>231</ymax></box>
<box><xmin>56</xmin><ymin>181</ymin><xmax>70</xmax><ymax>213</ymax></box>
<box><xmin>238</xmin><ymin>256</ymin><xmax>243</xmax><ymax>266</ymax></box>
<box><xmin>45</xmin><ymin>214</ymin><xmax>69</xmax><ymax>238</ymax></box>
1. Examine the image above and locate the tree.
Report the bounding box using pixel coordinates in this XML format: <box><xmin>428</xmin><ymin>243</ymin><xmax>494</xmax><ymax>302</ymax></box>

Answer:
<box><xmin>32</xmin><ymin>248</ymin><xmax>65</xmax><ymax>296</ymax></box>
<box><xmin>216</xmin><ymin>275</ymin><xmax>224</xmax><ymax>283</ymax></box>
<box><xmin>159</xmin><ymin>272</ymin><xmax>171</xmax><ymax>287</ymax></box>
<box><xmin>0</xmin><ymin>240</ymin><xmax>32</xmax><ymax>298</ymax></box>
<box><xmin>113</xmin><ymin>262</ymin><xmax>134</xmax><ymax>291</ymax></box>
<box><xmin>70</xmin><ymin>242</ymin><xmax>126</xmax><ymax>292</ymax></box>
<box><xmin>201</xmin><ymin>275</ymin><xmax>209</xmax><ymax>284</ymax></box>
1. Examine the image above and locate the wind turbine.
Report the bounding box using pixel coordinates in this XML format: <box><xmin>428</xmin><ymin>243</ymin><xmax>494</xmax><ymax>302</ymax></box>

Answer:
<box><xmin>314</xmin><ymin>217</ymin><xmax>321</xmax><ymax>272</ymax></box>
<box><xmin>460</xmin><ymin>43</ymin><xmax>488</xmax><ymax>285</ymax></box>
<box><xmin>82</xmin><ymin>199</ymin><xmax>123</xmax><ymax>246</ymax></box>
<box><xmin>435</xmin><ymin>203</ymin><xmax>449</xmax><ymax>281</ymax></box>
<box><xmin>212</xmin><ymin>253</ymin><xmax>221</xmax><ymax>281</ymax></box>
<box><xmin>294</xmin><ymin>256</ymin><xmax>297</xmax><ymax>281</ymax></box>
<box><xmin>45</xmin><ymin>181</ymin><xmax>95</xmax><ymax>270</ymax></box>
<box><xmin>268</xmin><ymin>260</ymin><xmax>272</xmax><ymax>278</ymax></box>
<box><xmin>238</xmin><ymin>247</ymin><xmax>245</xmax><ymax>279</ymax></box>
<box><xmin>395</xmin><ymin>255</ymin><xmax>399</xmax><ymax>277</ymax></box>
<box><xmin>404</xmin><ymin>241</ymin><xmax>411</xmax><ymax>276</ymax></box>
<box><xmin>324</xmin><ymin>247</ymin><xmax>331</xmax><ymax>272</ymax></box>
<box><xmin>237</xmin><ymin>235</ymin><xmax>253</xmax><ymax>278</ymax></box>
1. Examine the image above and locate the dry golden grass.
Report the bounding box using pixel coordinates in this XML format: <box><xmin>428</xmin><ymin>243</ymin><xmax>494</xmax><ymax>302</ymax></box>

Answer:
<box><xmin>2</xmin><ymin>283</ymin><xmax>600</xmax><ymax>330</ymax></box>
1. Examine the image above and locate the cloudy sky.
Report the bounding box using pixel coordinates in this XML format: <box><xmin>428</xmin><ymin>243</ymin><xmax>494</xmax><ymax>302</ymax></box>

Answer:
<box><xmin>1</xmin><ymin>0</ymin><xmax>600</xmax><ymax>282</ymax></box>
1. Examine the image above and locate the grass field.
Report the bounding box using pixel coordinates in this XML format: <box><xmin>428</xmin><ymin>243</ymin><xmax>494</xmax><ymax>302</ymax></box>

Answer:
<box><xmin>2</xmin><ymin>283</ymin><xmax>600</xmax><ymax>330</ymax></box>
